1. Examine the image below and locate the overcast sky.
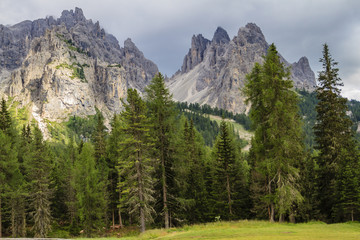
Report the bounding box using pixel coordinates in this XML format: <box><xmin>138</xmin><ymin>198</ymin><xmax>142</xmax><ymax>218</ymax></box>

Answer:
<box><xmin>1</xmin><ymin>0</ymin><xmax>359</xmax><ymax>100</ymax></box>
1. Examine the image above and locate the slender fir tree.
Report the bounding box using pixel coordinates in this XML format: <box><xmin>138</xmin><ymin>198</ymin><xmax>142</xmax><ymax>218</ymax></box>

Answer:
<box><xmin>212</xmin><ymin>120</ymin><xmax>236</xmax><ymax>219</ymax></box>
<box><xmin>145</xmin><ymin>72</ymin><xmax>177</xmax><ymax>228</ymax></box>
<box><xmin>118</xmin><ymin>89</ymin><xmax>155</xmax><ymax>233</ymax></box>
<box><xmin>74</xmin><ymin>142</ymin><xmax>106</xmax><ymax>237</ymax></box>
<box><xmin>314</xmin><ymin>43</ymin><xmax>359</xmax><ymax>222</ymax></box>
<box><xmin>25</xmin><ymin>126</ymin><xmax>52</xmax><ymax>237</ymax></box>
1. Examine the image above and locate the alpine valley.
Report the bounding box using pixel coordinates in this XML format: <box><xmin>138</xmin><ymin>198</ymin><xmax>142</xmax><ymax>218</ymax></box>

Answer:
<box><xmin>0</xmin><ymin>8</ymin><xmax>316</xmax><ymax>137</ymax></box>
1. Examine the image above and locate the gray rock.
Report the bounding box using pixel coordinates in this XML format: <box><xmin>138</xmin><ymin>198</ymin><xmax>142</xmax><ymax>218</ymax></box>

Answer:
<box><xmin>212</xmin><ymin>27</ymin><xmax>230</xmax><ymax>44</ymax></box>
<box><xmin>0</xmin><ymin>8</ymin><xmax>158</xmax><ymax>137</ymax></box>
<box><xmin>168</xmin><ymin>23</ymin><xmax>316</xmax><ymax>114</ymax></box>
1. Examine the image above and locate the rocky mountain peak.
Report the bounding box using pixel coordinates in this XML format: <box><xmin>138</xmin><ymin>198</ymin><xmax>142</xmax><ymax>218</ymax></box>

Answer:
<box><xmin>212</xmin><ymin>27</ymin><xmax>230</xmax><ymax>44</ymax></box>
<box><xmin>168</xmin><ymin>23</ymin><xmax>316</xmax><ymax>114</ymax></box>
<box><xmin>237</xmin><ymin>22</ymin><xmax>266</xmax><ymax>46</ymax></box>
<box><xmin>291</xmin><ymin>56</ymin><xmax>316</xmax><ymax>90</ymax></box>
<box><xmin>180</xmin><ymin>34</ymin><xmax>210</xmax><ymax>73</ymax></box>
<box><xmin>124</xmin><ymin>38</ymin><xmax>137</xmax><ymax>51</ymax></box>
<box><xmin>59</xmin><ymin>7</ymin><xmax>86</xmax><ymax>28</ymax></box>
<box><xmin>0</xmin><ymin>8</ymin><xmax>159</xmax><ymax>138</ymax></box>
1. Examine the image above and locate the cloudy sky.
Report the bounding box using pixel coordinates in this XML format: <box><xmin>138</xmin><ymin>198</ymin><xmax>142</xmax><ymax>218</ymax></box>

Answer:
<box><xmin>1</xmin><ymin>0</ymin><xmax>360</xmax><ymax>100</ymax></box>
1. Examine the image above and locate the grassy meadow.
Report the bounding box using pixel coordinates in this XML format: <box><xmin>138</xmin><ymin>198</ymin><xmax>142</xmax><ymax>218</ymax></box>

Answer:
<box><xmin>76</xmin><ymin>220</ymin><xmax>360</xmax><ymax>240</ymax></box>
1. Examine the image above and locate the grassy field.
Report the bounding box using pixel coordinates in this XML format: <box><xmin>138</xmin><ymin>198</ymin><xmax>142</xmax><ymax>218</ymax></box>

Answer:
<box><xmin>206</xmin><ymin>114</ymin><xmax>253</xmax><ymax>150</ymax></box>
<box><xmin>78</xmin><ymin>220</ymin><xmax>360</xmax><ymax>240</ymax></box>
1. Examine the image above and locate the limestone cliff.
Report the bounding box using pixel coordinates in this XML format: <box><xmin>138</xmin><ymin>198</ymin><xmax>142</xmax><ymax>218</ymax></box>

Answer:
<box><xmin>167</xmin><ymin>23</ymin><xmax>316</xmax><ymax>113</ymax></box>
<box><xmin>0</xmin><ymin>8</ymin><xmax>158</xmax><ymax>137</ymax></box>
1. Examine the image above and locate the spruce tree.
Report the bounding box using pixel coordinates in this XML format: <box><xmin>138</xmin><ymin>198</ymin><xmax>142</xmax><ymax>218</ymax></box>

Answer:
<box><xmin>107</xmin><ymin>114</ymin><xmax>125</xmax><ymax>228</ymax></box>
<box><xmin>74</xmin><ymin>142</ymin><xmax>106</xmax><ymax>237</ymax></box>
<box><xmin>314</xmin><ymin>43</ymin><xmax>359</xmax><ymax>221</ymax></box>
<box><xmin>145</xmin><ymin>73</ymin><xmax>177</xmax><ymax>228</ymax></box>
<box><xmin>25</xmin><ymin>126</ymin><xmax>52</xmax><ymax>237</ymax></box>
<box><xmin>178</xmin><ymin>118</ymin><xmax>208</xmax><ymax>224</ymax></box>
<box><xmin>212</xmin><ymin>120</ymin><xmax>236</xmax><ymax>219</ymax></box>
<box><xmin>118</xmin><ymin>89</ymin><xmax>154</xmax><ymax>233</ymax></box>
<box><xmin>244</xmin><ymin>43</ymin><xmax>304</xmax><ymax>222</ymax></box>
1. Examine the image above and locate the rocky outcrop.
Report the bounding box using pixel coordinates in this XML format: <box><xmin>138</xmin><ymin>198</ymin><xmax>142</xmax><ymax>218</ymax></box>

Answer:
<box><xmin>168</xmin><ymin>23</ymin><xmax>316</xmax><ymax>114</ymax></box>
<box><xmin>0</xmin><ymin>8</ymin><xmax>158</xmax><ymax>137</ymax></box>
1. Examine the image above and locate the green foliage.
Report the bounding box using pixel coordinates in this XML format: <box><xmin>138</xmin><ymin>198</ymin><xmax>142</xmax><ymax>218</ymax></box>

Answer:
<box><xmin>56</xmin><ymin>33</ymin><xmax>90</xmax><ymax>56</ymax></box>
<box><xmin>74</xmin><ymin>143</ymin><xmax>106</xmax><ymax>237</ymax></box>
<box><xmin>180</xmin><ymin>110</ymin><xmax>219</xmax><ymax>146</ymax></box>
<box><xmin>176</xmin><ymin>102</ymin><xmax>252</xmax><ymax>130</ymax></box>
<box><xmin>107</xmin><ymin>64</ymin><xmax>122</xmax><ymax>68</ymax></box>
<box><xmin>244</xmin><ymin>43</ymin><xmax>304</xmax><ymax>222</ymax></box>
<box><xmin>118</xmin><ymin>89</ymin><xmax>155</xmax><ymax>233</ymax></box>
<box><xmin>66</xmin><ymin>111</ymin><xmax>103</xmax><ymax>142</ymax></box>
<box><xmin>313</xmin><ymin>44</ymin><xmax>359</xmax><ymax>222</ymax></box>
<box><xmin>25</xmin><ymin>126</ymin><xmax>53</xmax><ymax>237</ymax></box>
<box><xmin>56</xmin><ymin>62</ymin><xmax>86</xmax><ymax>82</ymax></box>
<box><xmin>175</xmin><ymin>118</ymin><xmax>208</xmax><ymax>224</ymax></box>
<box><xmin>145</xmin><ymin>73</ymin><xmax>177</xmax><ymax>228</ymax></box>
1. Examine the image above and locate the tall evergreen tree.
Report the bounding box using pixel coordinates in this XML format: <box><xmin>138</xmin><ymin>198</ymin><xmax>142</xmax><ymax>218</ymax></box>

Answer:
<box><xmin>212</xmin><ymin>120</ymin><xmax>236</xmax><ymax>219</ymax></box>
<box><xmin>314</xmin><ymin>43</ymin><xmax>359</xmax><ymax>222</ymax></box>
<box><xmin>118</xmin><ymin>89</ymin><xmax>154</xmax><ymax>233</ymax></box>
<box><xmin>244</xmin><ymin>43</ymin><xmax>304</xmax><ymax>222</ymax></box>
<box><xmin>0</xmin><ymin>131</ymin><xmax>19</xmax><ymax>238</ymax></box>
<box><xmin>145</xmin><ymin>73</ymin><xmax>177</xmax><ymax>228</ymax></box>
<box><xmin>177</xmin><ymin>118</ymin><xmax>208</xmax><ymax>224</ymax></box>
<box><xmin>74</xmin><ymin>142</ymin><xmax>106</xmax><ymax>237</ymax></box>
<box><xmin>93</xmin><ymin>114</ymin><xmax>108</xmax><ymax>175</ymax></box>
<box><xmin>25</xmin><ymin>126</ymin><xmax>52</xmax><ymax>237</ymax></box>
<box><xmin>107</xmin><ymin>114</ymin><xmax>125</xmax><ymax>228</ymax></box>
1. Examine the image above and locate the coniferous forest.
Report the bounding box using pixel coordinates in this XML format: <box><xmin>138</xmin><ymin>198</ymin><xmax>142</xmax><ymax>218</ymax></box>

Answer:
<box><xmin>1</xmin><ymin>44</ymin><xmax>360</xmax><ymax>237</ymax></box>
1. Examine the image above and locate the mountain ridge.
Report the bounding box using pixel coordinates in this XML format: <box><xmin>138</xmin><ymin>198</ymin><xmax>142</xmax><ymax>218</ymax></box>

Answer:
<box><xmin>167</xmin><ymin>23</ymin><xmax>316</xmax><ymax>113</ymax></box>
<box><xmin>0</xmin><ymin>7</ymin><xmax>158</xmax><ymax>137</ymax></box>
<box><xmin>0</xmin><ymin>8</ymin><xmax>316</xmax><ymax>138</ymax></box>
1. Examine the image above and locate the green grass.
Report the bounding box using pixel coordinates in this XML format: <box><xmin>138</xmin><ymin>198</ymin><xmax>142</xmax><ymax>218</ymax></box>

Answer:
<box><xmin>206</xmin><ymin>114</ymin><xmax>253</xmax><ymax>150</ymax></box>
<box><xmin>78</xmin><ymin>221</ymin><xmax>360</xmax><ymax>240</ymax></box>
<box><xmin>56</xmin><ymin>62</ymin><xmax>87</xmax><ymax>82</ymax></box>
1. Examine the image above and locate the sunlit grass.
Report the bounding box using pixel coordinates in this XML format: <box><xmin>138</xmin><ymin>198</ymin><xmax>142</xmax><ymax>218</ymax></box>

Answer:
<box><xmin>76</xmin><ymin>220</ymin><xmax>360</xmax><ymax>240</ymax></box>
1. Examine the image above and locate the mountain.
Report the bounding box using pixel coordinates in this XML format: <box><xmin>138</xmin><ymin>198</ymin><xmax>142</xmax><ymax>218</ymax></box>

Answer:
<box><xmin>167</xmin><ymin>23</ymin><xmax>316</xmax><ymax>113</ymax></box>
<box><xmin>0</xmin><ymin>8</ymin><xmax>158</xmax><ymax>136</ymax></box>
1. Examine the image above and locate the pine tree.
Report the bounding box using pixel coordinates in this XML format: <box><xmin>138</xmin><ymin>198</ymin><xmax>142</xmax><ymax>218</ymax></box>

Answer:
<box><xmin>212</xmin><ymin>120</ymin><xmax>236</xmax><ymax>219</ymax></box>
<box><xmin>0</xmin><ymin>98</ymin><xmax>11</xmax><ymax>133</ymax></box>
<box><xmin>118</xmin><ymin>89</ymin><xmax>154</xmax><ymax>233</ymax></box>
<box><xmin>74</xmin><ymin>142</ymin><xmax>106</xmax><ymax>237</ymax></box>
<box><xmin>93</xmin><ymin>114</ymin><xmax>108</xmax><ymax>176</ymax></box>
<box><xmin>25</xmin><ymin>126</ymin><xmax>52</xmax><ymax>237</ymax></box>
<box><xmin>145</xmin><ymin>73</ymin><xmax>177</xmax><ymax>228</ymax></box>
<box><xmin>244</xmin><ymin>43</ymin><xmax>304</xmax><ymax>222</ymax></box>
<box><xmin>313</xmin><ymin>43</ymin><xmax>358</xmax><ymax>222</ymax></box>
<box><xmin>107</xmin><ymin>114</ymin><xmax>124</xmax><ymax>228</ymax></box>
<box><xmin>178</xmin><ymin>118</ymin><xmax>208</xmax><ymax>224</ymax></box>
<box><xmin>0</xmin><ymin>130</ymin><xmax>19</xmax><ymax>238</ymax></box>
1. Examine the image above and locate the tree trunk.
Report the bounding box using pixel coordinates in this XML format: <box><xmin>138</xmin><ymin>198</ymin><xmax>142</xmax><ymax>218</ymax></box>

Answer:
<box><xmin>118</xmin><ymin>175</ymin><xmax>123</xmax><ymax>228</ymax></box>
<box><xmin>268</xmin><ymin>178</ymin><xmax>274</xmax><ymax>222</ymax></box>
<box><xmin>137</xmin><ymin>151</ymin><xmax>146</xmax><ymax>233</ymax></box>
<box><xmin>112</xmin><ymin>210</ymin><xmax>115</xmax><ymax>229</ymax></box>
<box><xmin>279</xmin><ymin>213</ymin><xmax>284</xmax><ymax>222</ymax></box>
<box><xmin>162</xmin><ymin>156</ymin><xmax>169</xmax><ymax>229</ymax></box>
<box><xmin>270</xmin><ymin>203</ymin><xmax>275</xmax><ymax>222</ymax></box>
<box><xmin>118</xmin><ymin>187</ymin><xmax>123</xmax><ymax>228</ymax></box>
<box><xmin>351</xmin><ymin>209</ymin><xmax>354</xmax><ymax>222</ymax></box>
<box><xmin>289</xmin><ymin>212</ymin><xmax>295</xmax><ymax>223</ymax></box>
<box><xmin>226</xmin><ymin>174</ymin><xmax>232</xmax><ymax>216</ymax></box>
<box><xmin>0</xmin><ymin>196</ymin><xmax>2</xmax><ymax>238</ymax></box>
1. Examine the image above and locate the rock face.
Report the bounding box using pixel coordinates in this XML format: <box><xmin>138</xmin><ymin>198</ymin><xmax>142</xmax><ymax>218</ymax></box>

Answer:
<box><xmin>0</xmin><ymin>8</ymin><xmax>158</xmax><ymax>137</ymax></box>
<box><xmin>167</xmin><ymin>23</ymin><xmax>316</xmax><ymax>113</ymax></box>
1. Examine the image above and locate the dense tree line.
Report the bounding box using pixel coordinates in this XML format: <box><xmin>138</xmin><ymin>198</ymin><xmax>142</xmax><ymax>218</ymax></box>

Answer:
<box><xmin>176</xmin><ymin>102</ymin><xmax>252</xmax><ymax>130</ymax></box>
<box><xmin>0</xmin><ymin>44</ymin><xmax>360</xmax><ymax>237</ymax></box>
